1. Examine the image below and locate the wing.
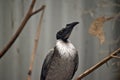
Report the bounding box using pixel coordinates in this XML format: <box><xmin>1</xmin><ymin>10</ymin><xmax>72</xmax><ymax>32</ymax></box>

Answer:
<box><xmin>74</xmin><ymin>51</ymin><xmax>79</xmax><ymax>73</ymax></box>
<box><xmin>71</xmin><ymin>51</ymin><xmax>79</xmax><ymax>79</ymax></box>
<box><xmin>40</xmin><ymin>49</ymin><xmax>54</xmax><ymax>80</ymax></box>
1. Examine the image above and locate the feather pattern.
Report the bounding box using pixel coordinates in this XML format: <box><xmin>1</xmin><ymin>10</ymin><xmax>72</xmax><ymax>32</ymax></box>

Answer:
<box><xmin>40</xmin><ymin>40</ymin><xmax>79</xmax><ymax>80</ymax></box>
<box><xmin>56</xmin><ymin>40</ymin><xmax>76</xmax><ymax>57</ymax></box>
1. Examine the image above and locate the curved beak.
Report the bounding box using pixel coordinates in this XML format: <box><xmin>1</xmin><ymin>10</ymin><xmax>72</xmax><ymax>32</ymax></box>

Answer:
<box><xmin>64</xmin><ymin>22</ymin><xmax>79</xmax><ymax>39</ymax></box>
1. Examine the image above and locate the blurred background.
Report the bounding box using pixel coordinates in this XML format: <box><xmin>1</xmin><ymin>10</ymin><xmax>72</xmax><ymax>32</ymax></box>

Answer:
<box><xmin>0</xmin><ymin>0</ymin><xmax>120</xmax><ymax>80</ymax></box>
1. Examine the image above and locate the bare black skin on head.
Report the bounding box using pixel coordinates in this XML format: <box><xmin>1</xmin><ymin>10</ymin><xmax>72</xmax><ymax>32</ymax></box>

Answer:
<box><xmin>56</xmin><ymin>22</ymin><xmax>79</xmax><ymax>42</ymax></box>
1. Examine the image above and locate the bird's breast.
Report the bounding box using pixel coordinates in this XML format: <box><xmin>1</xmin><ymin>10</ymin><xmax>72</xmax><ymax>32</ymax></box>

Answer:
<box><xmin>46</xmin><ymin>53</ymin><xmax>75</xmax><ymax>80</ymax></box>
<box><xmin>45</xmin><ymin>40</ymin><xmax>77</xmax><ymax>80</ymax></box>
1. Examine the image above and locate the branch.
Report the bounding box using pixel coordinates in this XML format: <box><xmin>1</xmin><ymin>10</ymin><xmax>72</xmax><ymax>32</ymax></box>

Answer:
<box><xmin>0</xmin><ymin>0</ymin><xmax>44</xmax><ymax>59</ymax></box>
<box><xmin>32</xmin><ymin>5</ymin><xmax>46</xmax><ymax>15</ymax></box>
<box><xmin>111</xmin><ymin>55</ymin><xmax>120</xmax><ymax>59</ymax></box>
<box><xmin>27</xmin><ymin>6</ymin><xmax>45</xmax><ymax>80</ymax></box>
<box><xmin>76</xmin><ymin>48</ymin><xmax>120</xmax><ymax>80</ymax></box>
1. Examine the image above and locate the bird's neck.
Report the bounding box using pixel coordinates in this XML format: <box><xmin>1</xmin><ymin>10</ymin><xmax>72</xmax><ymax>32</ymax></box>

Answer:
<box><xmin>56</xmin><ymin>39</ymin><xmax>76</xmax><ymax>57</ymax></box>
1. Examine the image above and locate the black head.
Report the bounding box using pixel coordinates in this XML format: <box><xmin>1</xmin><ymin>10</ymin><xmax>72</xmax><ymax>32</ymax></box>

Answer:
<box><xmin>56</xmin><ymin>22</ymin><xmax>79</xmax><ymax>42</ymax></box>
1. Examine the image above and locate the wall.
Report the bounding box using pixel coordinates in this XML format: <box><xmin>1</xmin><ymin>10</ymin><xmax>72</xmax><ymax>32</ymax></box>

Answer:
<box><xmin>0</xmin><ymin>0</ymin><xmax>119</xmax><ymax>80</ymax></box>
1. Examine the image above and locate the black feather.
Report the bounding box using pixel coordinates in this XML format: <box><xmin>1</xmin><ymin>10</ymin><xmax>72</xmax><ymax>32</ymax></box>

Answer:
<box><xmin>40</xmin><ymin>49</ymin><xmax>54</xmax><ymax>80</ymax></box>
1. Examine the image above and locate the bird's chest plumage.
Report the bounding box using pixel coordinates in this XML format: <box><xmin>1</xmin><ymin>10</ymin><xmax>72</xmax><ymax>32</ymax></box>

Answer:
<box><xmin>46</xmin><ymin>40</ymin><xmax>77</xmax><ymax>80</ymax></box>
<box><xmin>46</xmin><ymin>54</ymin><xmax>75</xmax><ymax>80</ymax></box>
<box><xmin>56</xmin><ymin>40</ymin><xmax>76</xmax><ymax>57</ymax></box>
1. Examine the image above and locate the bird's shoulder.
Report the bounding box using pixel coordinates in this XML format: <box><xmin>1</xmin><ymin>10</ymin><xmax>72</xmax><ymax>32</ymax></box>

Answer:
<box><xmin>40</xmin><ymin>48</ymin><xmax>55</xmax><ymax>80</ymax></box>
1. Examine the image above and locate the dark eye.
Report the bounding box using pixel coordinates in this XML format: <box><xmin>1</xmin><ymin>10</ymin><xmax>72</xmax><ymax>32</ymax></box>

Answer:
<box><xmin>60</xmin><ymin>30</ymin><xmax>63</xmax><ymax>33</ymax></box>
<box><xmin>59</xmin><ymin>31</ymin><xmax>62</xmax><ymax>35</ymax></box>
<box><xmin>59</xmin><ymin>29</ymin><xmax>64</xmax><ymax>33</ymax></box>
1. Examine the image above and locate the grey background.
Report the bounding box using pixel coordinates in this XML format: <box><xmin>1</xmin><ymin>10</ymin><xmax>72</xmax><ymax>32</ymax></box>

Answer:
<box><xmin>0</xmin><ymin>0</ymin><xmax>120</xmax><ymax>80</ymax></box>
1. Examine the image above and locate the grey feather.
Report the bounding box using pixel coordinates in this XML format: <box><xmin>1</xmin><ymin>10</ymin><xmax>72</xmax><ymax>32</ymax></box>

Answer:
<box><xmin>40</xmin><ymin>47</ymin><xmax>79</xmax><ymax>80</ymax></box>
<box><xmin>71</xmin><ymin>51</ymin><xmax>79</xmax><ymax>79</ymax></box>
<box><xmin>40</xmin><ymin>49</ymin><xmax>54</xmax><ymax>80</ymax></box>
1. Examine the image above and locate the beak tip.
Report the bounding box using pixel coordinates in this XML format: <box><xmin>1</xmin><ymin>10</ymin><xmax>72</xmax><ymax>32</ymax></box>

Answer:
<box><xmin>66</xmin><ymin>21</ymin><xmax>79</xmax><ymax>28</ymax></box>
<box><xmin>75</xmin><ymin>22</ymin><xmax>79</xmax><ymax>24</ymax></box>
<box><xmin>73</xmin><ymin>22</ymin><xmax>79</xmax><ymax>25</ymax></box>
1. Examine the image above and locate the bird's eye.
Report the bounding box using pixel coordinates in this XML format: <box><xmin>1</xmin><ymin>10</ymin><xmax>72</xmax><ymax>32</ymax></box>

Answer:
<box><xmin>60</xmin><ymin>30</ymin><xmax>63</xmax><ymax>33</ymax></box>
<box><xmin>57</xmin><ymin>28</ymin><xmax>65</xmax><ymax>35</ymax></box>
<box><xmin>59</xmin><ymin>31</ymin><xmax>62</xmax><ymax>35</ymax></box>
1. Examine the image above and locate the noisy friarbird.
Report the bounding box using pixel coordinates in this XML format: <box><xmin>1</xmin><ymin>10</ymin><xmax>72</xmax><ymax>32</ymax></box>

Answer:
<box><xmin>40</xmin><ymin>22</ymin><xmax>79</xmax><ymax>80</ymax></box>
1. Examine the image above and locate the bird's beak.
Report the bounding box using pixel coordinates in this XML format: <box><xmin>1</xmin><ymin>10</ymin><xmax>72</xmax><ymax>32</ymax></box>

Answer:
<box><xmin>64</xmin><ymin>22</ymin><xmax>79</xmax><ymax>39</ymax></box>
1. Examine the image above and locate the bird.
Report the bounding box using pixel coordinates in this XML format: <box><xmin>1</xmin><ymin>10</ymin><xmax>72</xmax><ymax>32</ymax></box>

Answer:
<box><xmin>40</xmin><ymin>22</ymin><xmax>79</xmax><ymax>80</ymax></box>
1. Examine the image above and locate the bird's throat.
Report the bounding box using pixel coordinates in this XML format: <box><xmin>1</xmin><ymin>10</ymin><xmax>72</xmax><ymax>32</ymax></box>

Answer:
<box><xmin>56</xmin><ymin>40</ymin><xmax>76</xmax><ymax>57</ymax></box>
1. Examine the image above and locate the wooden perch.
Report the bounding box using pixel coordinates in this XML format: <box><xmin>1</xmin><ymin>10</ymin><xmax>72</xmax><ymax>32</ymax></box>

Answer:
<box><xmin>27</xmin><ymin>5</ymin><xmax>45</xmax><ymax>80</ymax></box>
<box><xmin>76</xmin><ymin>48</ymin><xmax>120</xmax><ymax>80</ymax></box>
<box><xmin>0</xmin><ymin>0</ymin><xmax>45</xmax><ymax>59</ymax></box>
<box><xmin>111</xmin><ymin>55</ymin><xmax>120</xmax><ymax>59</ymax></box>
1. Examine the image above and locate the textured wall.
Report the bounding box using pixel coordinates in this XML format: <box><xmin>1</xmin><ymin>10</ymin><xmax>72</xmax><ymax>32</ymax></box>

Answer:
<box><xmin>0</xmin><ymin>0</ymin><xmax>119</xmax><ymax>80</ymax></box>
